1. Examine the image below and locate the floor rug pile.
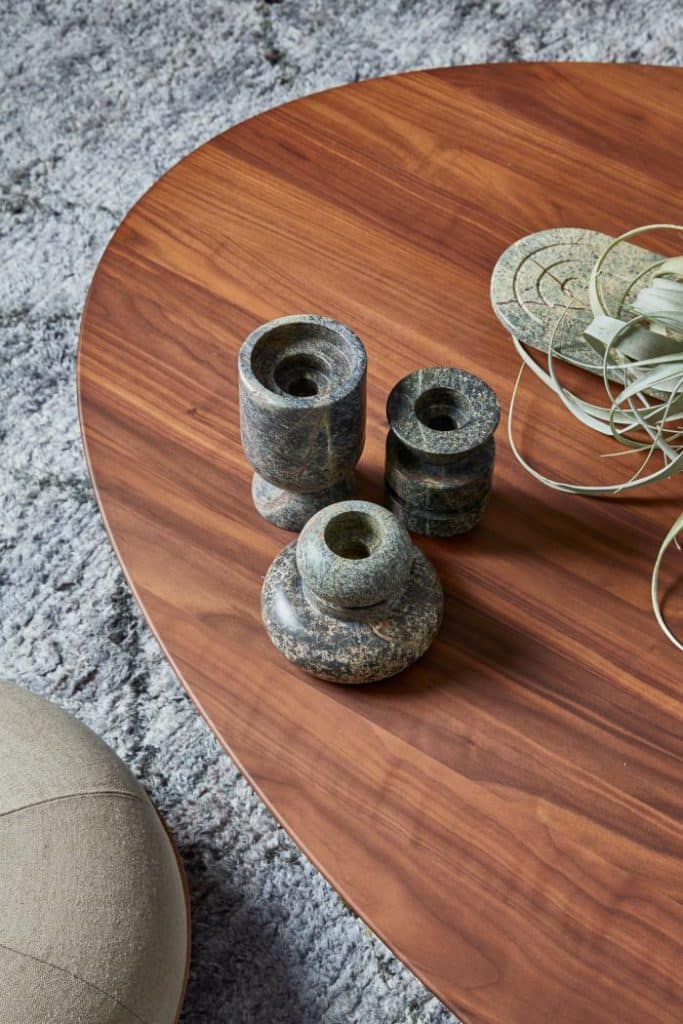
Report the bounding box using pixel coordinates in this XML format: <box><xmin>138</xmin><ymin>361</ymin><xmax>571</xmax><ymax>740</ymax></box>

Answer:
<box><xmin>2</xmin><ymin>2</ymin><xmax>681</xmax><ymax>1020</ymax></box>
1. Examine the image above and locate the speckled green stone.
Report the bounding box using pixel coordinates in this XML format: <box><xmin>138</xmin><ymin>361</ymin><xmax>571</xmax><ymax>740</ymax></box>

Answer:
<box><xmin>261</xmin><ymin>500</ymin><xmax>443</xmax><ymax>684</ymax></box>
<box><xmin>385</xmin><ymin>367</ymin><xmax>500</xmax><ymax>537</ymax></box>
<box><xmin>489</xmin><ymin>227</ymin><xmax>664</xmax><ymax>378</ymax></box>
<box><xmin>238</xmin><ymin>314</ymin><xmax>367</xmax><ymax>531</ymax></box>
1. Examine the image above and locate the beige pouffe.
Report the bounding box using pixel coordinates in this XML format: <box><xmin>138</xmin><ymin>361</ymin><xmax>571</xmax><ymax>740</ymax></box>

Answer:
<box><xmin>0</xmin><ymin>681</ymin><xmax>190</xmax><ymax>1024</ymax></box>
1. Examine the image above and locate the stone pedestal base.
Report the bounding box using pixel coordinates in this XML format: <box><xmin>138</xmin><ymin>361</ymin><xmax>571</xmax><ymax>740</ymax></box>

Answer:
<box><xmin>252</xmin><ymin>472</ymin><xmax>355</xmax><ymax>532</ymax></box>
<box><xmin>261</xmin><ymin>500</ymin><xmax>443</xmax><ymax>683</ymax></box>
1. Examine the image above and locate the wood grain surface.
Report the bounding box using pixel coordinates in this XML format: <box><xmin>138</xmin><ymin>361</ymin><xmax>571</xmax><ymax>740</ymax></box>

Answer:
<box><xmin>78</xmin><ymin>64</ymin><xmax>683</xmax><ymax>1024</ymax></box>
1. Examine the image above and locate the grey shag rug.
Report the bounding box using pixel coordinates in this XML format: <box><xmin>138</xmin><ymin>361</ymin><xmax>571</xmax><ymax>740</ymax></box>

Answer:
<box><xmin>2</xmin><ymin>2</ymin><xmax>681</xmax><ymax>1021</ymax></box>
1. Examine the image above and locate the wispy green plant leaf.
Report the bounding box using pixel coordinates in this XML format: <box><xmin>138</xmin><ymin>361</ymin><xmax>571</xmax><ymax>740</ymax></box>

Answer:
<box><xmin>506</xmin><ymin>225</ymin><xmax>683</xmax><ymax>650</ymax></box>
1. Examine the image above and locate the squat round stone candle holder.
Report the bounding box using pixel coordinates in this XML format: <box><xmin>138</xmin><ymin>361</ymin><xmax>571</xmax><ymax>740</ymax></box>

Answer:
<box><xmin>261</xmin><ymin>499</ymin><xmax>443</xmax><ymax>684</ymax></box>
<box><xmin>238</xmin><ymin>314</ymin><xmax>367</xmax><ymax>531</ymax></box>
<box><xmin>385</xmin><ymin>367</ymin><xmax>500</xmax><ymax>537</ymax></box>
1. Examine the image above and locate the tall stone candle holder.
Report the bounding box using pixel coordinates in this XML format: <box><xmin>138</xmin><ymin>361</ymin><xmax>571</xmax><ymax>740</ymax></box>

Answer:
<box><xmin>261</xmin><ymin>500</ymin><xmax>443</xmax><ymax>684</ymax></box>
<box><xmin>238</xmin><ymin>314</ymin><xmax>367</xmax><ymax>531</ymax></box>
<box><xmin>385</xmin><ymin>367</ymin><xmax>500</xmax><ymax>536</ymax></box>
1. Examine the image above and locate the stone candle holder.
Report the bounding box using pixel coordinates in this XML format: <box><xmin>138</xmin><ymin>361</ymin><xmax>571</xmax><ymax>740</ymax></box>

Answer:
<box><xmin>261</xmin><ymin>500</ymin><xmax>443</xmax><ymax>684</ymax></box>
<box><xmin>238</xmin><ymin>314</ymin><xmax>367</xmax><ymax>531</ymax></box>
<box><xmin>385</xmin><ymin>367</ymin><xmax>500</xmax><ymax>537</ymax></box>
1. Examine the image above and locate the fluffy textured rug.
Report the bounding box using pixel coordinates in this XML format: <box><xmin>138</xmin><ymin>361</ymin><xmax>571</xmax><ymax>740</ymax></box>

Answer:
<box><xmin>1</xmin><ymin>2</ymin><xmax>681</xmax><ymax>1021</ymax></box>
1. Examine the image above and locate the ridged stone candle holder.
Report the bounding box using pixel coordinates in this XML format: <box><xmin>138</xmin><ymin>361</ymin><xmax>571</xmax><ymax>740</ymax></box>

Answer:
<box><xmin>385</xmin><ymin>367</ymin><xmax>500</xmax><ymax>537</ymax></box>
<box><xmin>261</xmin><ymin>500</ymin><xmax>443</xmax><ymax>684</ymax></box>
<box><xmin>238</xmin><ymin>314</ymin><xmax>367</xmax><ymax>531</ymax></box>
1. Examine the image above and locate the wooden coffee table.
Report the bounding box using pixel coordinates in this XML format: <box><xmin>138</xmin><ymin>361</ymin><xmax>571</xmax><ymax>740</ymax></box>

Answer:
<box><xmin>78</xmin><ymin>64</ymin><xmax>682</xmax><ymax>1024</ymax></box>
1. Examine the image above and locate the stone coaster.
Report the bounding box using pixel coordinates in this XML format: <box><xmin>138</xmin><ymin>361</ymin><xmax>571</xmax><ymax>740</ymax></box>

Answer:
<box><xmin>490</xmin><ymin>227</ymin><xmax>663</xmax><ymax>378</ymax></box>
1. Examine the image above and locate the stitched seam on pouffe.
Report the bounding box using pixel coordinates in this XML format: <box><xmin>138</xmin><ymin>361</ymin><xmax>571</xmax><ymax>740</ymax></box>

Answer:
<box><xmin>0</xmin><ymin>788</ymin><xmax>143</xmax><ymax>820</ymax></box>
<box><xmin>2</xmin><ymin>789</ymin><xmax>156</xmax><ymax>1023</ymax></box>
<box><xmin>0</xmin><ymin>941</ymin><xmax>149</xmax><ymax>1024</ymax></box>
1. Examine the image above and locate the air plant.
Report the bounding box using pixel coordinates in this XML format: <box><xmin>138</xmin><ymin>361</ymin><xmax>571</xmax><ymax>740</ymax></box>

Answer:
<box><xmin>508</xmin><ymin>225</ymin><xmax>683</xmax><ymax>650</ymax></box>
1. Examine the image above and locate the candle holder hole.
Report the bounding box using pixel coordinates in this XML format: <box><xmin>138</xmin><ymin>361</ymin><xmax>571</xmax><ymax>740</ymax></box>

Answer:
<box><xmin>324</xmin><ymin>510</ymin><xmax>382</xmax><ymax>560</ymax></box>
<box><xmin>415</xmin><ymin>387</ymin><xmax>472</xmax><ymax>431</ymax></box>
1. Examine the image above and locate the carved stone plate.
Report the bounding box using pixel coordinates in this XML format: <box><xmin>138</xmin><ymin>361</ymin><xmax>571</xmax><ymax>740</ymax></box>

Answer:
<box><xmin>490</xmin><ymin>227</ymin><xmax>663</xmax><ymax>376</ymax></box>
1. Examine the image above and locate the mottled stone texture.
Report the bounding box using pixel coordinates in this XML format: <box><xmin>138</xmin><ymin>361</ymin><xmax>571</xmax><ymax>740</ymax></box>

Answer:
<box><xmin>262</xmin><ymin>501</ymin><xmax>443</xmax><ymax>684</ymax></box>
<box><xmin>251</xmin><ymin>472</ymin><xmax>355</xmax><ymax>532</ymax></box>
<box><xmin>5</xmin><ymin>1</ymin><xmax>681</xmax><ymax>1021</ymax></box>
<box><xmin>385</xmin><ymin>368</ymin><xmax>500</xmax><ymax>537</ymax></box>
<box><xmin>239</xmin><ymin>315</ymin><xmax>366</xmax><ymax>531</ymax></box>
<box><xmin>489</xmin><ymin>227</ymin><xmax>664</xmax><ymax>378</ymax></box>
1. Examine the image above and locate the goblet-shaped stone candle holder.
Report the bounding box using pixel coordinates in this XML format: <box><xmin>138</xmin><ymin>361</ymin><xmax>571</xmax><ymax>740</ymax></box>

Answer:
<box><xmin>238</xmin><ymin>314</ymin><xmax>367</xmax><ymax>531</ymax></box>
<box><xmin>261</xmin><ymin>500</ymin><xmax>443</xmax><ymax>684</ymax></box>
<box><xmin>385</xmin><ymin>367</ymin><xmax>500</xmax><ymax>537</ymax></box>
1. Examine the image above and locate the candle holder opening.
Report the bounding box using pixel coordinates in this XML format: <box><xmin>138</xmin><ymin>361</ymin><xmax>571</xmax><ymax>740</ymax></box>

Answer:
<box><xmin>324</xmin><ymin>510</ymin><xmax>381</xmax><ymax>560</ymax></box>
<box><xmin>250</xmin><ymin>320</ymin><xmax>352</xmax><ymax>400</ymax></box>
<box><xmin>415</xmin><ymin>387</ymin><xmax>471</xmax><ymax>431</ymax></box>
<box><xmin>273</xmin><ymin>353</ymin><xmax>326</xmax><ymax>397</ymax></box>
